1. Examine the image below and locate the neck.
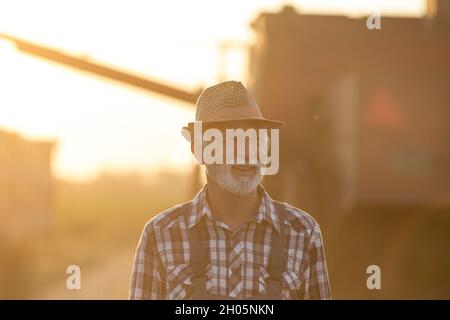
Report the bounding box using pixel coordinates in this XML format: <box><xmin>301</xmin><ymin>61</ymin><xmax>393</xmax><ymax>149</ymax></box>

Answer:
<box><xmin>206</xmin><ymin>175</ymin><xmax>260</xmax><ymax>231</ymax></box>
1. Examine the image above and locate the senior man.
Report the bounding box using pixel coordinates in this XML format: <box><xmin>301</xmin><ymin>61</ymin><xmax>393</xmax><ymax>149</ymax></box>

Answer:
<box><xmin>129</xmin><ymin>80</ymin><xmax>331</xmax><ymax>300</ymax></box>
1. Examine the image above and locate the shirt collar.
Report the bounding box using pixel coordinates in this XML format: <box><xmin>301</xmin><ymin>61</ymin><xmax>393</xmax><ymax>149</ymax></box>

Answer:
<box><xmin>186</xmin><ymin>184</ymin><xmax>281</xmax><ymax>233</ymax></box>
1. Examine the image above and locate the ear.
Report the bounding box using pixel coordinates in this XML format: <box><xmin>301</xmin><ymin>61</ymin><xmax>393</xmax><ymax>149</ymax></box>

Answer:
<box><xmin>181</xmin><ymin>127</ymin><xmax>191</xmax><ymax>142</ymax></box>
<box><xmin>182</xmin><ymin>127</ymin><xmax>204</xmax><ymax>163</ymax></box>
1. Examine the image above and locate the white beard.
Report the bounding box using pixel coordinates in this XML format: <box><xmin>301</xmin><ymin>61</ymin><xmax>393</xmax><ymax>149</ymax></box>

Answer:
<box><xmin>206</xmin><ymin>164</ymin><xmax>262</xmax><ymax>196</ymax></box>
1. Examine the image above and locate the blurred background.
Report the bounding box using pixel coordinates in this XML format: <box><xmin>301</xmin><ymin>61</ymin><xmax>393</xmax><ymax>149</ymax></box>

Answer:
<box><xmin>0</xmin><ymin>0</ymin><xmax>449</xmax><ymax>299</ymax></box>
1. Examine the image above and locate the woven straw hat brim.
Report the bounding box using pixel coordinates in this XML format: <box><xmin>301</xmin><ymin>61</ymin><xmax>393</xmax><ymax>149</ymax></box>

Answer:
<box><xmin>182</xmin><ymin>119</ymin><xmax>284</xmax><ymax>142</ymax></box>
<box><xmin>187</xmin><ymin>118</ymin><xmax>284</xmax><ymax>129</ymax></box>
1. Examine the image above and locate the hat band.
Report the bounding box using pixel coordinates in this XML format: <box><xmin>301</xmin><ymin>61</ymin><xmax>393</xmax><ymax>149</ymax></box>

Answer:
<box><xmin>200</xmin><ymin>106</ymin><xmax>264</xmax><ymax>122</ymax></box>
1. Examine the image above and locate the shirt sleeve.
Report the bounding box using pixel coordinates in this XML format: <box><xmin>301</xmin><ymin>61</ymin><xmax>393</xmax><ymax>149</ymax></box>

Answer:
<box><xmin>304</xmin><ymin>222</ymin><xmax>332</xmax><ymax>300</ymax></box>
<box><xmin>129</xmin><ymin>222</ymin><xmax>165</xmax><ymax>300</ymax></box>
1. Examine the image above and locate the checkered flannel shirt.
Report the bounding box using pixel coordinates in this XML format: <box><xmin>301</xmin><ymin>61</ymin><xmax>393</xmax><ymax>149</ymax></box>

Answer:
<box><xmin>129</xmin><ymin>184</ymin><xmax>331</xmax><ymax>300</ymax></box>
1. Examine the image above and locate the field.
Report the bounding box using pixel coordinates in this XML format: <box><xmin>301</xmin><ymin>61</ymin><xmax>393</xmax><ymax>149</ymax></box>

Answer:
<box><xmin>14</xmin><ymin>170</ymin><xmax>192</xmax><ymax>299</ymax></box>
<box><xmin>2</xmin><ymin>171</ymin><xmax>449</xmax><ymax>299</ymax></box>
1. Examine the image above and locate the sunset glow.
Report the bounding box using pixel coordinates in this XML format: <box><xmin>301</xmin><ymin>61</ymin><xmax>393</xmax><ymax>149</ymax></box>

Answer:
<box><xmin>0</xmin><ymin>0</ymin><xmax>425</xmax><ymax>181</ymax></box>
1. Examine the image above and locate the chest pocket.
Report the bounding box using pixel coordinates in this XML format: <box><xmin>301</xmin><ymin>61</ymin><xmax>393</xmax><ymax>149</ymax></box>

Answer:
<box><xmin>258</xmin><ymin>266</ymin><xmax>304</xmax><ymax>299</ymax></box>
<box><xmin>165</xmin><ymin>264</ymin><xmax>193</xmax><ymax>300</ymax></box>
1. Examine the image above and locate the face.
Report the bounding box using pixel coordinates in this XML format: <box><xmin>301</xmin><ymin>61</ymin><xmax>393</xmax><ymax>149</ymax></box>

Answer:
<box><xmin>196</xmin><ymin>120</ymin><xmax>270</xmax><ymax>195</ymax></box>
<box><xmin>205</xmin><ymin>163</ymin><xmax>262</xmax><ymax>196</ymax></box>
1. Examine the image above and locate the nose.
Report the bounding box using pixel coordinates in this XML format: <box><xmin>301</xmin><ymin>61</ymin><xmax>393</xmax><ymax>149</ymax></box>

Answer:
<box><xmin>233</xmin><ymin>139</ymin><xmax>258</xmax><ymax>165</ymax></box>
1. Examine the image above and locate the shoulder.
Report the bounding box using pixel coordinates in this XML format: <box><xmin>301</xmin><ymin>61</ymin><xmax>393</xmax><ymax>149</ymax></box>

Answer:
<box><xmin>142</xmin><ymin>201</ymin><xmax>191</xmax><ymax>236</ymax></box>
<box><xmin>273</xmin><ymin>200</ymin><xmax>321</xmax><ymax>238</ymax></box>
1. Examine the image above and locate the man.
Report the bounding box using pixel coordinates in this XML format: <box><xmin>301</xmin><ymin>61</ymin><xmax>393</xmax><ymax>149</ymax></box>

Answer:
<box><xmin>129</xmin><ymin>80</ymin><xmax>331</xmax><ymax>300</ymax></box>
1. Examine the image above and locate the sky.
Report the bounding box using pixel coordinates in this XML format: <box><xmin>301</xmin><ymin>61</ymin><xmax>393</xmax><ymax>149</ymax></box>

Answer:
<box><xmin>0</xmin><ymin>0</ymin><xmax>426</xmax><ymax>181</ymax></box>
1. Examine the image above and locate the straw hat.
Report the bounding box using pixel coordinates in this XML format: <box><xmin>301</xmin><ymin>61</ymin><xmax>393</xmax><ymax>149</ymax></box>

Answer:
<box><xmin>182</xmin><ymin>80</ymin><xmax>284</xmax><ymax>141</ymax></box>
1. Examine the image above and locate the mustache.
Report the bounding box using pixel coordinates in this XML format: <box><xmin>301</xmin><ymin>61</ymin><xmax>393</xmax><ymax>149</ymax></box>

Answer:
<box><xmin>206</xmin><ymin>163</ymin><xmax>262</xmax><ymax>196</ymax></box>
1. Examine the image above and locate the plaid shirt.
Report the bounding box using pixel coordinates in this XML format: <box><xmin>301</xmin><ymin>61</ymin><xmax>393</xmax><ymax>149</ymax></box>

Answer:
<box><xmin>129</xmin><ymin>184</ymin><xmax>331</xmax><ymax>300</ymax></box>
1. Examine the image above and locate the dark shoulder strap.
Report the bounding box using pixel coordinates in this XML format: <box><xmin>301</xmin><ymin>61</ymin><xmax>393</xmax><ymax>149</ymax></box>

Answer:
<box><xmin>183</xmin><ymin>201</ymin><xmax>206</xmax><ymax>277</ymax></box>
<box><xmin>267</xmin><ymin>201</ymin><xmax>287</xmax><ymax>281</ymax></box>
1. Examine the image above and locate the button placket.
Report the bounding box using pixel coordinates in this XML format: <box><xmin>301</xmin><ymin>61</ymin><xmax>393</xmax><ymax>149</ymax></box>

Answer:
<box><xmin>227</xmin><ymin>231</ymin><xmax>243</xmax><ymax>297</ymax></box>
